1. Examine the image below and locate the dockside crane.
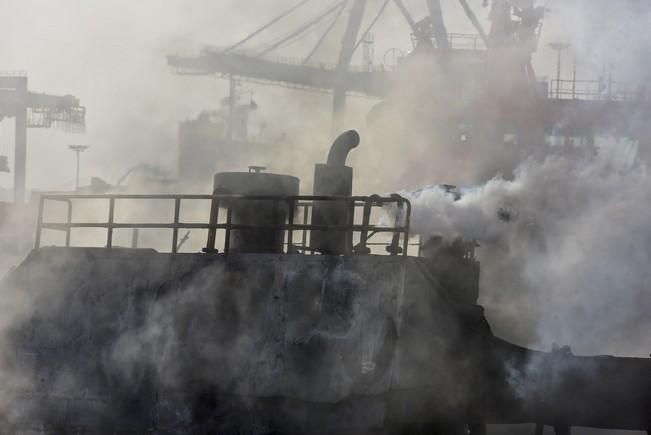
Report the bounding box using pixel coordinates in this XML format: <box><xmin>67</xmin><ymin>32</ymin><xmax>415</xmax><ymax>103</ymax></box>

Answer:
<box><xmin>0</xmin><ymin>73</ymin><xmax>85</xmax><ymax>203</ymax></box>
<box><xmin>169</xmin><ymin>0</ymin><xmax>378</xmax><ymax>129</ymax></box>
<box><xmin>167</xmin><ymin>0</ymin><xmax>491</xmax><ymax>127</ymax></box>
<box><xmin>168</xmin><ymin>0</ymin><xmax>651</xmax><ymax>155</ymax></box>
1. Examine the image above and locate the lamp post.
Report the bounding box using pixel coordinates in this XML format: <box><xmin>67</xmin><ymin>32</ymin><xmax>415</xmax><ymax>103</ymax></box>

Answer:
<box><xmin>68</xmin><ymin>145</ymin><xmax>89</xmax><ymax>191</ymax></box>
<box><xmin>548</xmin><ymin>43</ymin><xmax>571</xmax><ymax>99</ymax></box>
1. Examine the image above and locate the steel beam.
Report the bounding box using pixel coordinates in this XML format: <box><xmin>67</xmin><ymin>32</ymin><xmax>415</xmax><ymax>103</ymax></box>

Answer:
<box><xmin>14</xmin><ymin>106</ymin><xmax>27</xmax><ymax>203</ymax></box>
<box><xmin>332</xmin><ymin>0</ymin><xmax>368</xmax><ymax>130</ymax></box>
<box><xmin>427</xmin><ymin>0</ymin><xmax>450</xmax><ymax>49</ymax></box>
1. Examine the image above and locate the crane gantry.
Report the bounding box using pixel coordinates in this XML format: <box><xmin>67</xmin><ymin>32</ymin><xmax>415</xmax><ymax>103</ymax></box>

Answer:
<box><xmin>0</xmin><ymin>73</ymin><xmax>85</xmax><ymax>202</ymax></box>
<box><xmin>167</xmin><ymin>0</ymin><xmax>504</xmax><ymax>126</ymax></box>
<box><xmin>167</xmin><ymin>0</ymin><xmax>651</xmax><ymax>159</ymax></box>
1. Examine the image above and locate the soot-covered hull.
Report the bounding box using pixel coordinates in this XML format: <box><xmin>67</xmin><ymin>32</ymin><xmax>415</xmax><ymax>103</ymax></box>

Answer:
<box><xmin>2</xmin><ymin>248</ymin><xmax>650</xmax><ymax>434</ymax></box>
<box><xmin>1</xmin><ymin>247</ymin><xmax>483</xmax><ymax>434</ymax></box>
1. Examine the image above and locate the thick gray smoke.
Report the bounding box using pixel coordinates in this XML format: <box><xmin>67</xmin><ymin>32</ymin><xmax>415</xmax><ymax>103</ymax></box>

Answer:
<box><xmin>403</xmin><ymin>142</ymin><xmax>651</xmax><ymax>357</ymax></box>
<box><xmin>1</xmin><ymin>1</ymin><xmax>651</xmax><ymax>434</ymax></box>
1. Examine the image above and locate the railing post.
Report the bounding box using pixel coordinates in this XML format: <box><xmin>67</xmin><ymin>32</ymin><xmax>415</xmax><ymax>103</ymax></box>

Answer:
<box><xmin>286</xmin><ymin>198</ymin><xmax>295</xmax><ymax>253</ymax></box>
<box><xmin>387</xmin><ymin>198</ymin><xmax>404</xmax><ymax>256</ymax></box>
<box><xmin>131</xmin><ymin>229</ymin><xmax>139</xmax><ymax>249</ymax></box>
<box><xmin>356</xmin><ymin>199</ymin><xmax>372</xmax><ymax>254</ymax></box>
<box><xmin>301</xmin><ymin>203</ymin><xmax>309</xmax><ymax>251</ymax></box>
<box><xmin>403</xmin><ymin>199</ymin><xmax>412</xmax><ymax>256</ymax></box>
<box><xmin>224</xmin><ymin>206</ymin><xmax>233</xmax><ymax>254</ymax></box>
<box><xmin>204</xmin><ymin>197</ymin><xmax>220</xmax><ymax>253</ymax></box>
<box><xmin>107</xmin><ymin>198</ymin><xmax>115</xmax><ymax>249</ymax></box>
<box><xmin>347</xmin><ymin>198</ymin><xmax>356</xmax><ymax>255</ymax></box>
<box><xmin>65</xmin><ymin>199</ymin><xmax>72</xmax><ymax>247</ymax></box>
<box><xmin>35</xmin><ymin>195</ymin><xmax>44</xmax><ymax>249</ymax></box>
<box><xmin>172</xmin><ymin>198</ymin><xmax>181</xmax><ymax>253</ymax></box>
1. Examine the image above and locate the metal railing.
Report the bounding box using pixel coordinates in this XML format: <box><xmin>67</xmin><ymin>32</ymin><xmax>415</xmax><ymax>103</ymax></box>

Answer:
<box><xmin>548</xmin><ymin>79</ymin><xmax>650</xmax><ymax>102</ymax></box>
<box><xmin>447</xmin><ymin>33</ymin><xmax>486</xmax><ymax>51</ymax></box>
<box><xmin>35</xmin><ymin>194</ymin><xmax>411</xmax><ymax>256</ymax></box>
<box><xmin>0</xmin><ymin>70</ymin><xmax>27</xmax><ymax>78</ymax></box>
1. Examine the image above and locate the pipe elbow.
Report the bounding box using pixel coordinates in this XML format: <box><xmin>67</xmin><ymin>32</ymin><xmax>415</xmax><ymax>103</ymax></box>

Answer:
<box><xmin>326</xmin><ymin>130</ymin><xmax>360</xmax><ymax>166</ymax></box>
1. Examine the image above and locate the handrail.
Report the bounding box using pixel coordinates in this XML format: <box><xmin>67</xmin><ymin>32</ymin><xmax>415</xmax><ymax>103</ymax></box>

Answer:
<box><xmin>35</xmin><ymin>194</ymin><xmax>411</xmax><ymax>256</ymax></box>
<box><xmin>548</xmin><ymin>78</ymin><xmax>650</xmax><ymax>102</ymax></box>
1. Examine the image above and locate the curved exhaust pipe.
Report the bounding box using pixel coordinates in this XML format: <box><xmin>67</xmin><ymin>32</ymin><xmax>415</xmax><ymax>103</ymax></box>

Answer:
<box><xmin>326</xmin><ymin>130</ymin><xmax>360</xmax><ymax>167</ymax></box>
<box><xmin>311</xmin><ymin>130</ymin><xmax>360</xmax><ymax>255</ymax></box>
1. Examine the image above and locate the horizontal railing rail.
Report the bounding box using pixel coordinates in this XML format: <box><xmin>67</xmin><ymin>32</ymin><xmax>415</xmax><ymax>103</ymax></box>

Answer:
<box><xmin>549</xmin><ymin>78</ymin><xmax>650</xmax><ymax>102</ymax></box>
<box><xmin>35</xmin><ymin>194</ymin><xmax>412</xmax><ymax>256</ymax></box>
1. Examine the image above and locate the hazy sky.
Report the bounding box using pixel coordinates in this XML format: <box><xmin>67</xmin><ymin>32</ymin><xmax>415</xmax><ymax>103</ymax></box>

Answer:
<box><xmin>0</xmin><ymin>0</ymin><xmax>648</xmax><ymax>195</ymax></box>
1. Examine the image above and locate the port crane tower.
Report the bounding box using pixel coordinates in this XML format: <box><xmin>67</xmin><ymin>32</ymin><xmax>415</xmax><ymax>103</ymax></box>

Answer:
<box><xmin>168</xmin><ymin>0</ymin><xmax>651</xmax><ymax>160</ymax></box>
<box><xmin>0</xmin><ymin>72</ymin><xmax>85</xmax><ymax>202</ymax></box>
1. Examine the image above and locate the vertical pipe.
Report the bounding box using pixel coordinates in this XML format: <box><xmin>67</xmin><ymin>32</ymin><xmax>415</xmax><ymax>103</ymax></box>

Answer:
<box><xmin>14</xmin><ymin>107</ymin><xmax>27</xmax><ymax>203</ymax></box>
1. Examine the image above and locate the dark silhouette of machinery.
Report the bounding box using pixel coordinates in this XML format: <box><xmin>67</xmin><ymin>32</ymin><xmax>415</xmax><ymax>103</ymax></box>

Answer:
<box><xmin>2</xmin><ymin>131</ymin><xmax>649</xmax><ymax>434</ymax></box>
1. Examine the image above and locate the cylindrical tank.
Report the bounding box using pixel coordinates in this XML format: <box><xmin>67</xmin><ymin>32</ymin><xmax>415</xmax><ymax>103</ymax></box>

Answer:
<box><xmin>213</xmin><ymin>168</ymin><xmax>299</xmax><ymax>253</ymax></box>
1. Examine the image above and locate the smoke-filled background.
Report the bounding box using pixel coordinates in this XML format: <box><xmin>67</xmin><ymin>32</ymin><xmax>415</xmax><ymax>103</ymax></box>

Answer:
<box><xmin>0</xmin><ymin>0</ymin><xmax>646</xmax><ymax>191</ymax></box>
<box><xmin>1</xmin><ymin>1</ymin><xmax>651</xmax><ymax>433</ymax></box>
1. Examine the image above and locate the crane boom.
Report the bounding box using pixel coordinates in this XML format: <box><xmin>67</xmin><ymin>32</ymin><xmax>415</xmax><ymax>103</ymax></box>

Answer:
<box><xmin>167</xmin><ymin>52</ymin><xmax>388</xmax><ymax>96</ymax></box>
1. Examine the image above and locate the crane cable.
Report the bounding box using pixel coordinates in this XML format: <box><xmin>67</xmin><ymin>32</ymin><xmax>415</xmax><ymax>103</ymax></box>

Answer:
<box><xmin>265</xmin><ymin>2</ymin><xmax>341</xmax><ymax>53</ymax></box>
<box><xmin>301</xmin><ymin>2</ymin><xmax>346</xmax><ymax>65</ymax></box>
<box><xmin>257</xmin><ymin>1</ymin><xmax>346</xmax><ymax>58</ymax></box>
<box><xmin>223</xmin><ymin>0</ymin><xmax>313</xmax><ymax>53</ymax></box>
<box><xmin>352</xmin><ymin>0</ymin><xmax>391</xmax><ymax>53</ymax></box>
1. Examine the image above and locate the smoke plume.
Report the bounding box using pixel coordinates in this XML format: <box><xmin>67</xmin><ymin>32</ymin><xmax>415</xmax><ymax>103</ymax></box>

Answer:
<box><xmin>403</xmin><ymin>143</ymin><xmax>651</xmax><ymax>357</ymax></box>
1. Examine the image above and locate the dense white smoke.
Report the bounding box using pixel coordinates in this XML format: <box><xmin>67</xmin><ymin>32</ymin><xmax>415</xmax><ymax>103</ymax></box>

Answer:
<box><xmin>403</xmin><ymin>141</ymin><xmax>651</xmax><ymax>357</ymax></box>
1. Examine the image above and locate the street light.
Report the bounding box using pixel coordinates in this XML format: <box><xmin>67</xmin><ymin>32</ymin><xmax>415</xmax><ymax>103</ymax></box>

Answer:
<box><xmin>68</xmin><ymin>145</ymin><xmax>89</xmax><ymax>191</ymax></box>
<box><xmin>548</xmin><ymin>42</ymin><xmax>571</xmax><ymax>99</ymax></box>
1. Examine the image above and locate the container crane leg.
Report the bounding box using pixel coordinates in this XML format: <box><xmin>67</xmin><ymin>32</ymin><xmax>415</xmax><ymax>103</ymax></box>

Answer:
<box><xmin>427</xmin><ymin>0</ymin><xmax>450</xmax><ymax>49</ymax></box>
<box><xmin>332</xmin><ymin>0</ymin><xmax>367</xmax><ymax>131</ymax></box>
<box><xmin>14</xmin><ymin>107</ymin><xmax>27</xmax><ymax>203</ymax></box>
